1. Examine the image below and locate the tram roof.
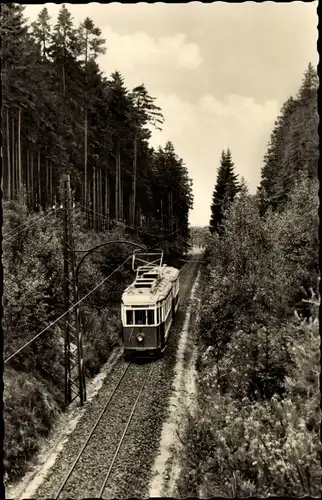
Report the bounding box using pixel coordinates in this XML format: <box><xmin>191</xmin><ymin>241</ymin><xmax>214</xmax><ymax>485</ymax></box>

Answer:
<box><xmin>122</xmin><ymin>265</ymin><xmax>179</xmax><ymax>306</ymax></box>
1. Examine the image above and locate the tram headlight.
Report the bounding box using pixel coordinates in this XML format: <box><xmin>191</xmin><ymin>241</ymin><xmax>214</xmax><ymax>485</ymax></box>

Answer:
<box><xmin>137</xmin><ymin>333</ymin><xmax>144</xmax><ymax>343</ymax></box>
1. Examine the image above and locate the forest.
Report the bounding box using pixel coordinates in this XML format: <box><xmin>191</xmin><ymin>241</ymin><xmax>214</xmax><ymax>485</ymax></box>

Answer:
<box><xmin>2</xmin><ymin>3</ymin><xmax>193</xmax><ymax>483</ymax></box>
<box><xmin>177</xmin><ymin>63</ymin><xmax>320</xmax><ymax>497</ymax></box>
<box><xmin>2</xmin><ymin>3</ymin><xmax>193</xmax><ymax>241</ymax></box>
<box><xmin>2</xmin><ymin>3</ymin><xmax>319</xmax><ymax>495</ymax></box>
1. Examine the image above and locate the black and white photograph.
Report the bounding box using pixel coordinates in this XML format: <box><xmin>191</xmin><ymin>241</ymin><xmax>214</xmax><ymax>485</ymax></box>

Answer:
<box><xmin>2</xmin><ymin>1</ymin><xmax>320</xmax><ymax>498</ymax></box>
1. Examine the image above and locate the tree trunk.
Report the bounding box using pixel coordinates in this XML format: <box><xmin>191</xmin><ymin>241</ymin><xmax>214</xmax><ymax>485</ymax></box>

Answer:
<box><xmin>132</xmin><ymin>135</ymin><xmax>137</xmax><ymax>227</ymax></box>
<box><xmin>118</xmin><ymin>145</ymin><xmax>122</xmax><ymax>221</ymax></box>
<box><xmin>115</xmin><ymin>154</ymin><xmax>119</xmax><ymax>221</ymax></box>
<box><xmin>93</xmin><ymin>165</ymin><xmax>96</xmax><ymax>230</ymax></box>
<box><xmin>18</xmin><ymin>108</ymin><xmax>22</xmax><ymax>201</ymax></box>
<box><xmin>37</xmin><ymin>150</ymin><xmax>41</xmax><ymax>209</ymax></box>
<box><xmin>104</xmin><ymin>173</ymin><xmax>108</xmax><ymax>224</ymax></box>
<box><xmin>50</xmin><ymin>162</ymin><xmax>53</xmax><ymax>207</ymax></box>
<box><xmin>99</xmin><ymin>167</ymin><xmax>102</xmax><ymax>230</ymax></box>
<box><xmin>84</xmin><ymin>108</ymin><xmax>88</xmax><ymax>212</ymax></box>
<box><xmin>172</xmin><ymin>190</ymin><xmax>174</xmax><ymax>231</ymax></box>
<box><xmin>120</xmin><ymin>181</ymin><xmax>122</xmax><ymax>221</ymax></box>
<box><xmin>129</xmin><ymin>194</ymin><xmax>132</xmax><ymax>228</ymax></box>
<box><xmin>97</xmin><ymin>166</ymin><xmax>100</xmax><ymax>230</ymax></box>
<box><xmin>161</xmin><ymin>198</ymin><xmax>164</xmax><ymax>229</ymax></box>
<box><xmin>168</xmin><ymin>191</ymin><xmax>171</xmax><ymax>231</ymax></box>
<box><xmin>121</xmin><ymin>181</ymin><xmax>124</xmax><ymax>221</ymax></box>
<box><xmin>100</xmin><ymin>169</ymin><xmax>103</xmax><ymax>218</ymax></box>
<box><xmin>97</xmin><ymin>166</ymin><xmax>100</xmax><ymax>226</ymax></box>
<box><xmin>171</xmin><ymin>191</ymin><xmax>174</xmax><ymax>231</ymax></box>
<box><xmin>6</xmin><ymin>108</ymin><xmax>11</xmax><ymax>200</ymax></box>
<box><xmin>12</xmin><ymin>116</ymin><xmax>16</xmax><ymax>199</ymax></box>
<box><xmin>15</xmin><ymin>143</ymin><xmax>18</xmax><ymax>202</ymax></box>
<box><xmin>30</xmin><ymin>151</ymin><xmax>34</xmax><ymax>209</ymax></box>
<box><xmin>26</xmin><ymin>150</ymin><xmax>30</xmax><ymax>207</ymax></box>
<box><xmin>62</xmin><ymin>61</ymin><xmax>66</xmax><ymax>96</ymax></box>
<box><xmin>83</xmin><ymin>31</ymin><xmax>88</xmax><ymax>214</ymax></box>
<box><xmin>45</xmin><ymin>158</ymin><xmax>49</xmax><ymax>208</ymax></box>
<box><xmin>105</xmin><ymin>174</ymin><xmax>110</xmax><ymax>229</ymax></box>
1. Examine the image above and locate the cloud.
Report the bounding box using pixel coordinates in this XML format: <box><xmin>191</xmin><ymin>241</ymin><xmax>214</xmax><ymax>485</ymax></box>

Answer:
<box><xmin>149</xmin><ymin>93</ymin><xmax>280</xmax><ymax>226</ymax></box>
<box><xmin>98</xmin><ymin>27</ymin><xmax>203</xmax><ymax>74</ymax></box>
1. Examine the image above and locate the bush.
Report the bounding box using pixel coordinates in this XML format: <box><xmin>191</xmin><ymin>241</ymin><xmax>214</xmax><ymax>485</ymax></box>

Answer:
<box><xmin>199</xmin><ymin>324</ymin><xmax>291</xmax><ymax>401</ymax></box>
<box><xmin>83</xmin><ymin>308</ymin><xmax>122</xmax><ymax>377</ymax></box>
<box><xmin>4</xmin><ymin>368</ymin><xmax>62</xmax><ymax>482</ymax></box>
<box><xmin>177</xmin><ymin>177</ymin><xmax>320</xmax><ymax>497</ymax></box>
<box><xmin>177</xmin><ymin>321</ymin><xmax>321</xmax><ymax>497</ymax></box>
<box><xmin>199</xmin><ymin>178</ymin><xmax>319</xmax><ymax>354</ymax></box>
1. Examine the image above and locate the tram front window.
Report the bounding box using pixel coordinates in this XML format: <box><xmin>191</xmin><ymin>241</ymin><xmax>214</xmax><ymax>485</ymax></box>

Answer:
<box><xmin>147</xmin><ymin>310</ymin><xmax>154</xmax><ymax>325</ymax></box>
<box><xmin>126</xmin><ymin>310</ymin><xmax>133</xmax><ymax>325</ymax></box>
<box><xmin>135</xmin><ymin>310</ymin><xmax>146</xmax><ymax>325</ymax></box>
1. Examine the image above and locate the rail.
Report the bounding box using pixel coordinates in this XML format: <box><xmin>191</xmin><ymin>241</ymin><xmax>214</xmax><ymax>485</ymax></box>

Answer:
<box><xmin>54</xmin><ymin>362</ymin><xmax>154</xmax><ymax>498</ymax></box>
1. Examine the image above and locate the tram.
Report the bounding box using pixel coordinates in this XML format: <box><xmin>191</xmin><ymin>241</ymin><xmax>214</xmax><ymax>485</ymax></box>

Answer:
<box><xmin>121</xmin><ymin>251</ymin><xmax>180</xmax><ymax>357</ymax></box>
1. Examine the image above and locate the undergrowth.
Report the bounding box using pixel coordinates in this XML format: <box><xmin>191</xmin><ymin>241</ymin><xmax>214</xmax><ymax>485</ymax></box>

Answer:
<box><xmin>4</xmin><ymin>368</ymin><xmax>62</xmax><ymax>482</ymax></box>
<box><xmin>3</xmin><ymin>201</ymin><xmax>137</xmax><ymax>484</ymax></box>
<box><xmin>176</xmin><ymin>178</ymin><xmax>320</xmax><ymax>497</ymax></box>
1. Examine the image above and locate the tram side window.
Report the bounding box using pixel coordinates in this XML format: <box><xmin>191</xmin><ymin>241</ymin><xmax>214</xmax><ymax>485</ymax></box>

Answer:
<box><xmin>126</xmin><ymin>310</ymin><xmax>133</xmax><ymax>325</ymax></box>
<box><xmin>147</xmin><ymin>310</ymin><xmax>154</xmax><ymax>325</ymax></box>
<box><xmin>135</xmin><ymin>310</ymin><xmax>146</xmax><ymax>325</ymax></box>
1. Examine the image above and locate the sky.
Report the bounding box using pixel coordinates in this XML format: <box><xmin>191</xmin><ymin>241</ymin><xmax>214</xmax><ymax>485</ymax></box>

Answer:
<box><xmin>25</xmin><ymin>2</ymin><xmax>318</xmax><ymax>226</ymax></box>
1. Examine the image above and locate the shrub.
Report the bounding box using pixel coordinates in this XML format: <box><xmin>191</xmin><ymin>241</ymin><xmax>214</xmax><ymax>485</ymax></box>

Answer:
<box><xmin>177</xmin><ymin>321</ymin><xmax>321</xmax><ymax>498</ymax></box>
<box><xmin>4</xmin><ymin>368</ymin><xmax>61</xmax><ymax>482</ymax></box>
<box><xmin>199</xmin><ymin>178</ymin><xmax>319</xmax><ymax>355</ymax></box>
<box><xmin>83</xmin><ymin>308</ymin><xmax>122</xmax><ymax>377</ymax></box>
<box><xmin>178</xmin><ymin>177</ymin><xmax>320</xmax><ymax>497</ymax></box>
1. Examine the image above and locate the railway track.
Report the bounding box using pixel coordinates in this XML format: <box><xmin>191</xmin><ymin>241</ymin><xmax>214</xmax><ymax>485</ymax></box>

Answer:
<box><xmin>52</xmin><ymin>361</ymin><xmax>154</xmax><ymax>499</ymax></box>
<box><xmin>52</xmin><ymin>259</ymin><xmax>196</xmax><ymax>499</ymax></box>
<box><xmin>31</xmin><ymin>257</ymin><xmax>200</xmax><ymax>499</ymax></box>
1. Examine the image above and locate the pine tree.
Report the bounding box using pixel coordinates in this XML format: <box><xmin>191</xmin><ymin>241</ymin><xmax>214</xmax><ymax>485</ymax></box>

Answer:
<box><xmin>77</xmin><ymin>17</ymin><xmax>106</xmax><ymax>215</ymax></box>
<box><xmin>129</xmin><ymin>84</ymin><xmax>164</xmax><ymax>227</ymax></box>
<box><xmin>1</xmin><ymin>3</ymin><xmax>36</xmax><ymax>202</ymax></box>
<box><xmin>237</xmin><ymin>176</ymin><xmax>249</xmax><ymax>198</ymax></box>
<box><xmin>209</xmin><ymin>149</ymin><xmax>240</xmax><ymax>234</ymax></box>
<box><xmin>259</xmin><ymin>63</ymin><xmax>318</xmax><ymax>213</ymax></box>
<box><xmin>31</xmin><ymin>8</ymin><xmax>52</xmax><ymax>60</ymax></box>
<box><xmin>283</xmin><ymin>63</ymin><xmax>319</xmax><ymax>182</ymax></box>
<box><xmin>2</xmin><ymin>5</ymin><xmax>194</xmax><ymax>258</ymax></box>
<box><xmin>105</xmin><ymin>72</ymin><xmax>132</xmax><ymax>221</ymax></box>
<box><xmin>258</xmin><ymin>97</ymin><xmax>297</xmax><ymax>212</ymax></box>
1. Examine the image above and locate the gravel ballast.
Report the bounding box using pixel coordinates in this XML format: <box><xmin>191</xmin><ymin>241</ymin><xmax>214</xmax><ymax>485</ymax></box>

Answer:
<box><xmin>23</xmin><ymin>258</ymin><xmax>201</xmax><ymax>499</ymax></box>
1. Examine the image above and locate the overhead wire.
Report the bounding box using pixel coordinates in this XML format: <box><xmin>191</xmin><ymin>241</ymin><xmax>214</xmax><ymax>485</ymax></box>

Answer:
<box><xmin>3</xmin><ymin>206</ymin><xmax>60</xmax><ymax>238</ymax></box>
<box><xmin>75</xmin><ymin>202</ymin><xmax>182</xmax><ymax>239</ymax></box>
<box><xmin>4</xmin><ymin>255</ymin><xmax>132</xmax><ymax>364</ymax></box>
<box><xmin>3</xmin><ymin>207</ymin><xmax>62</xmax><ymax>243</ymax></box>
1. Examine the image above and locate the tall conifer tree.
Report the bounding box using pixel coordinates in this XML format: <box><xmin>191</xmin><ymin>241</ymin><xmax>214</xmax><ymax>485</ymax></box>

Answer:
<box><xmin>259</xmin><ymin>63</ymin><xmax>318</xmax><ymax>213</ymax></box>
<box><xmin>209</xmin><ymin>149</ymin><xmax>240</xmax><ymax>234</ymax></box>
